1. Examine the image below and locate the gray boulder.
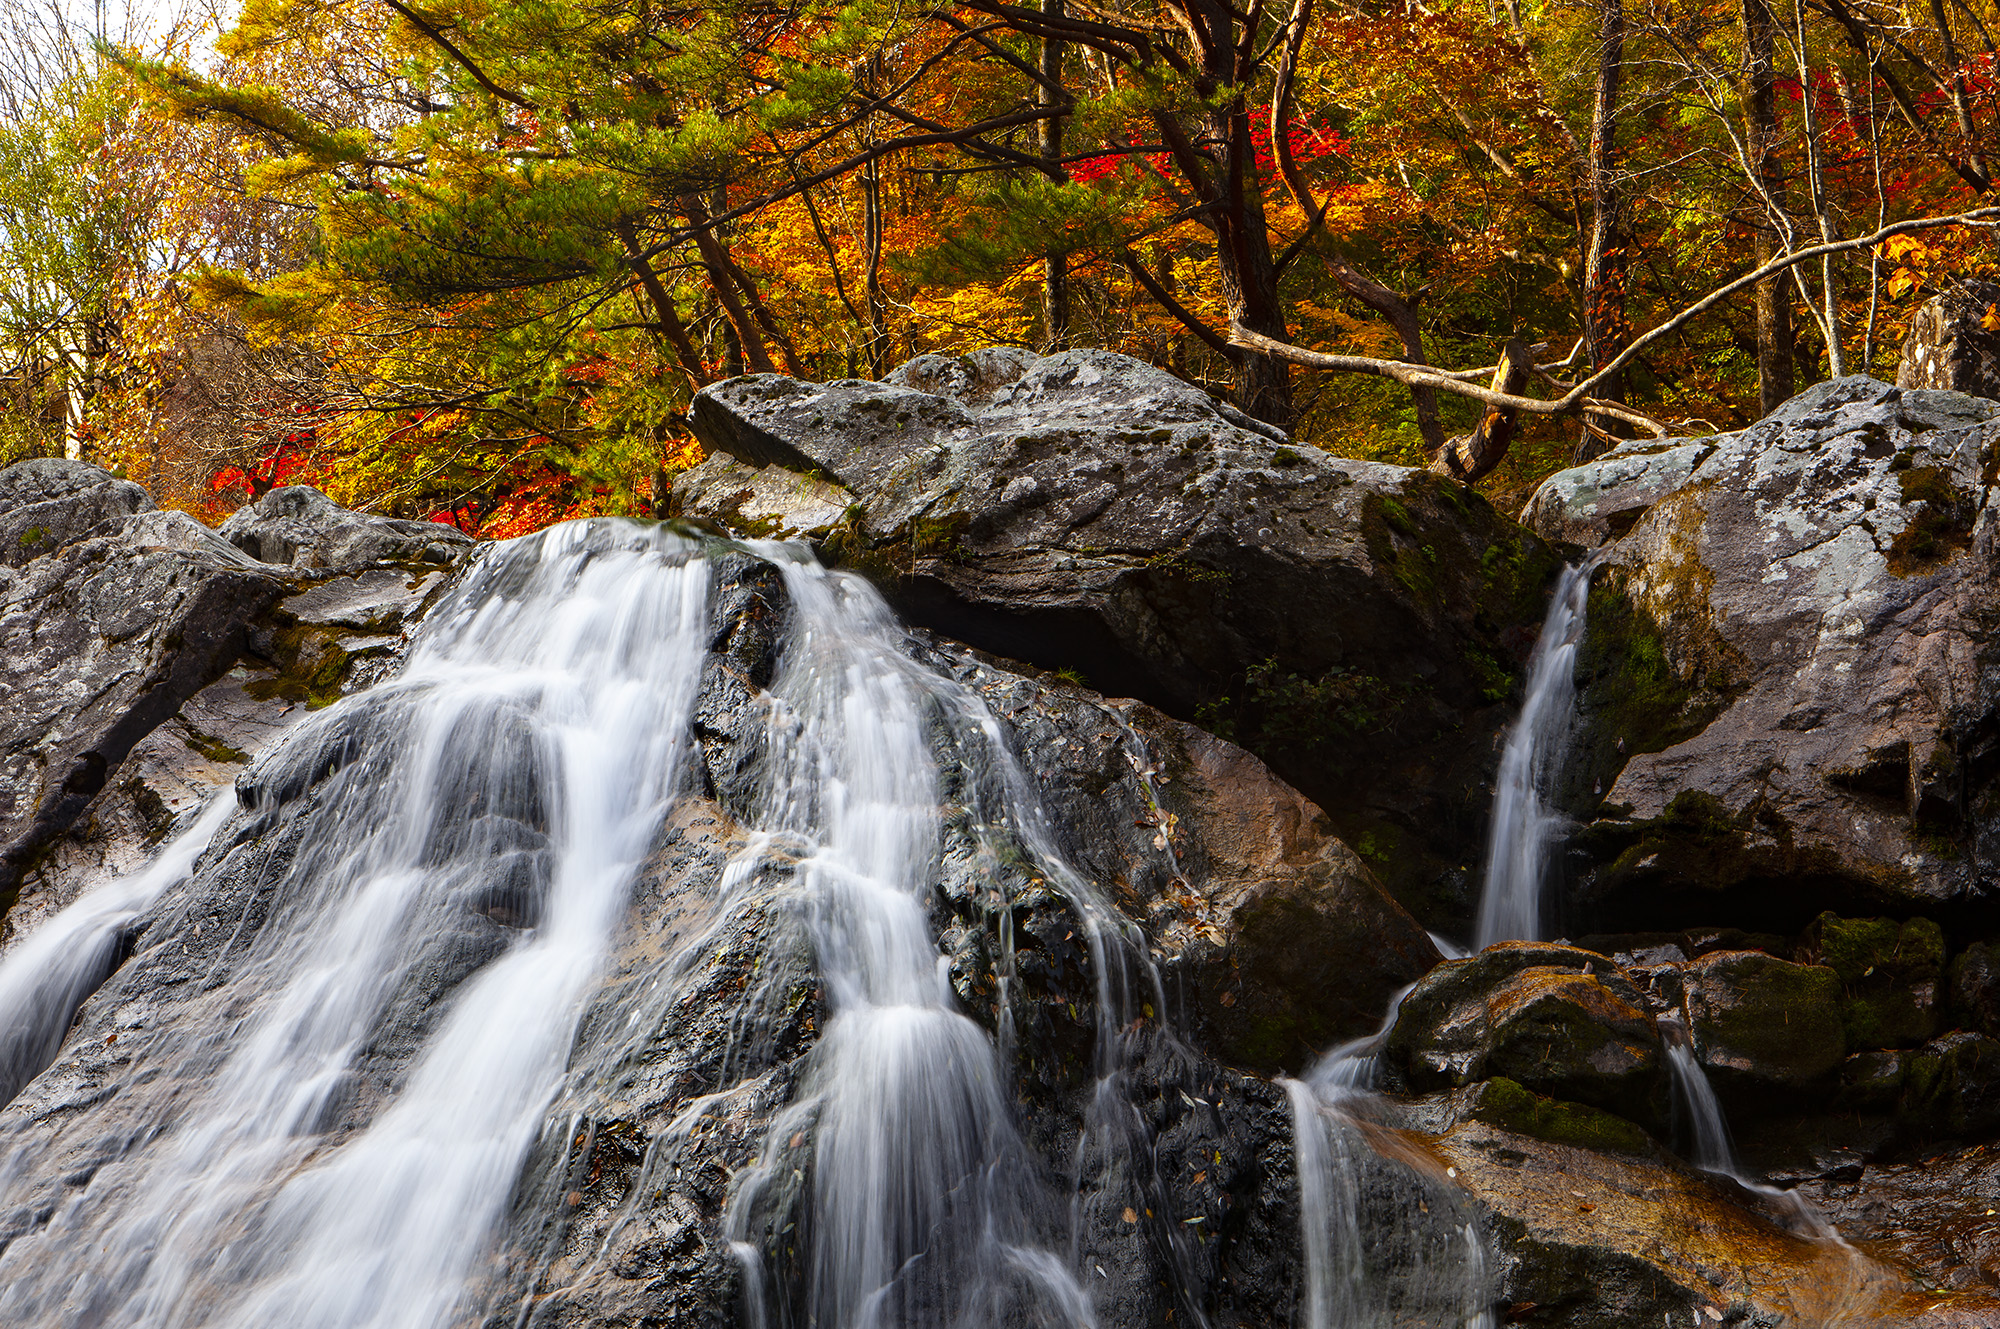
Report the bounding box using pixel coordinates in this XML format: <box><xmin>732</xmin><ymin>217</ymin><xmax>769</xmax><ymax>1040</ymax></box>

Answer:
<box><xmin>0</xmin><ymin>464</ymin><xmax>460</xmax><ymax>929</ymax></box>
<box><xmin>0</xmin><ymin>465</ymin><xmax>285</xmax><ymax>906</ymax></box>
<box><xmin>1526</xmin><ymin>377</ymin><xmax>2000</xmax><ymax>922</ymax></box>
<box><xmin>0</xmin><ymin>459</ymin><xmax>152</xmax><ymax>568</ymax></box>
<box><xmin>1897</xmin><ymin>279</ymin><xmax>2000</xmax><ymax>397</ymax></box>
<box><xmin>220</xmin><ymin>485</ymin><xmax>472</xmax><ymax>569</ymax></box>
<box><xmin>681</xmin><ymin>348</ymin><xmax>1562</xmax><ymax>927</ymax></box>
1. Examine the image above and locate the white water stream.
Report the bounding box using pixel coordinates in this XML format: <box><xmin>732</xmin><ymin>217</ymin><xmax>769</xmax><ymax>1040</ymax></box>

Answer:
<box><xmin>720</xmin><ymin>553</ymin><xmax>1096</xmax><ymax>1329</ymax></box>
<box><xmin>1473</xmin><ymin>562</ymin><xmax>1593</xmax><ymax>950</ymax></box>
<box><xmin>0</xmin><ymin>521</ymin><xmax>710</xmax><ymax>1328</ymax></box>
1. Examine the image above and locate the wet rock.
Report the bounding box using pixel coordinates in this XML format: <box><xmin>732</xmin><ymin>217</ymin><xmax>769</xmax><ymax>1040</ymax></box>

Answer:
<box><xmin>0</xmin><ymin>464</ymin><xmax>286</xmax><ymax>908</ymax></box>
<box><xmin>1799</xmin><ymin>911</ymin><xmax>1946</xmax><ymax>1049</ymax></box>
<box><xmin>1949</xmin><ymin>940</ymin><xmax>2000</xmax><ymax>1037</ymax></box>
<box><xmin>220</xmin><ymin>484</ymin><xmax>473</xmax><ymax>569</ymax></box>
<box><xmin>1798</xmin><ymin>1140</ymin><xmax>2000</xmax><ymax>1302</ymax></box>
<box><xmin>1435</xmin><ymin>1115</ymin><xmax>1910</xmax><ymax>1328</ymax></box>
<box><xmin>1528</xmin><ymin>377</ymin><xmax>2000</xmax><ymax>927</ymax></box>
<box><xmin>1683</xmin><ymin>950</ymin><xmax>1845</xmax><ymax>1101</ymax></box>
<box><xmin>1897</xmin><ymin>278</ymin><xmax>2000</xmax><ymax>397</ymax></box>
<box><xmin>1837</xmin><ymin>1049</ymin><xmax>1909</xmax><ymax>1111</ymax></box>
<box><xmin>1384</xmin><ymin>943</ymin><xmax>1665</xmax><ymax>1125</ymax></box>
<box><xmin>1899</xmin><ymin>1030</ymin><xmax>2000</xmax><ymax>1138</ymax></box>
<box><xmin>684</xmin><ymin>349</ymin><xmax>1562</xmax><ymax>927</ymax></box>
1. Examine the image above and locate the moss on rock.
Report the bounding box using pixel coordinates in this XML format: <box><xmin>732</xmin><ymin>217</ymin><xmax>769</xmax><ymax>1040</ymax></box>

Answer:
<box><xmin>1465</xmin><ymin>1077</ymin><xmax>1655</xmax><ymax>1156</ymax></box>
<box><xmin>1800</xmin><ymin>911</ymin><xmax>1945</xmax><ymax>1049</ymax></box>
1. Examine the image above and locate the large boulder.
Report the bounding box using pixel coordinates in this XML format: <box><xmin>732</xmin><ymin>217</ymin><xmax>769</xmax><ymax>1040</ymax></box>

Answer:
<box><xmin>220</xmin><ymin>484</ymin><xmax>472</xmax><ymax>569</ymax></box>
<box><xmin>0</xmin><ymin>464</ymin><xmax>286</xmax><ymax>908</ymax></box>
<box><xmin>1383</xmin><ymin>942</ymin><xmax>1665</xmax><ymax>1125</ymax></box>
<box><xmin>681</xmin><ymin>349</ymin><xmax>1562</xmax><ymax>927</ymax></box>
<box><xmin>1526</xmin><ymin>377</ymin><xmax>2000</xmax><ymax>926</ymax></box>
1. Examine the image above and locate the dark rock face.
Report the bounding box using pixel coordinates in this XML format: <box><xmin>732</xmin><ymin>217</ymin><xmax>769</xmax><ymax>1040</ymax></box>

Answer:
<box><xmin>1898</xmin><ymin>279</ymin><xmax>2000</xmax><ymax>397</ymax></box>
<box><xmin>1526</xmin><ymin>378</ymin><xmax>2000</xmax><ymax>928</ymax></box>
<box><xmin>681</xmin><ymin>349</ymin><xmax>1562</xmax><ymax>928</ymax></box>
<box><xmin>220</xmin><ymin>484</ymin><xmax>473</xmax><ymax>569</ymax></box>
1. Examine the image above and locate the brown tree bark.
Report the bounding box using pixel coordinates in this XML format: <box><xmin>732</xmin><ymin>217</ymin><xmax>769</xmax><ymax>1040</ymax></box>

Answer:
<box><xmin>1743</xmin><ymin>0</ymin><xmax>1795</xmax><ymax>413</ymax></box>
<box><xmin>1430</xmin><ymin>339</ymin><xmax>1534</xmax><ymax>482</ymax></box>
<box><xmin>1579</xmin><ymin>0</ymin><xmax>1631</xmax><ymax>459</ymax></box>
<box><xmin>1040</xmin><ymin>0</ymin><xmax>1069</xmax><ymax>350</ymax></box>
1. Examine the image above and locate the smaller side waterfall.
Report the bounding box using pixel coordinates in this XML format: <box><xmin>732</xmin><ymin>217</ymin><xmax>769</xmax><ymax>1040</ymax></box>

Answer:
<box><xmin>1660</xmin><ymin>1019</ymin><xmax>1738</xmax><ymax>1176</ymax></box>
<box><xmin>1658</xmin><ymin>1013</ymin><xmax>1888</xmax><ymax>1329</ymax></box>
<box><xmin>0</xmin><ymin>794</ymin><xmax>237</xmax><ymax>1107</ymax></box>
<box><xmin>1474</xmin><ymin>562</ymin><xmax>1594</xmax><ymax>950</ymax></box>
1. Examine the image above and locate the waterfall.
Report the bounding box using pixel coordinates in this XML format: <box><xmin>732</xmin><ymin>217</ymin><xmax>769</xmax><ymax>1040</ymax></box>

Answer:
<box><xmin>1660</xmin><ymin>1019</ymin><xmax>1739</xmax><ymax>1176</ymax></box>
<box><xmin>1473</xmin><ymin>562</ymin><xmax>1594</xmax><ymax>950</ymax></box>
<box><xmin>0</xmin><ymin>521</ymin><xmax>711</xmax><ymax>1328</ymax></box>
<box><xmin>720</xmin><ymin>552</ymin><xmax>1095</xmax><ymax>1329</ymax></box>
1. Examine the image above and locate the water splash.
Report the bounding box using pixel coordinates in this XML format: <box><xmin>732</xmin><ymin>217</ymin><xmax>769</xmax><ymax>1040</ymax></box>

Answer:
<box><xmin>1474</xmin><ymin>562</ymin><xmax>1594</xmax><ymax>950</ymax></box>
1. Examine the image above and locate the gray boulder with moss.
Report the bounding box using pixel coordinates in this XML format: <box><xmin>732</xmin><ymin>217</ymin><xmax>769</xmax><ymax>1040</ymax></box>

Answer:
<box><xmin>1526</xmin><ymin>377</ymin><xmax>2000</xmax><ymax>925</ymax></box>
<box><xmin>680</xmin><ymin>348</ymin><xmax>1562</xmax><ymax>929</ymax></box>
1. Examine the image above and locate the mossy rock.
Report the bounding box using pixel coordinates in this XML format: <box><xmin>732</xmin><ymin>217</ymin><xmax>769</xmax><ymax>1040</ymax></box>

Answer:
<box><xmin>1948</xmin><ymin>942</ymin><xmax>2000</xmax><ymax>1038</ymax></box>
<box><xmin>1898</xmin><ymin>1031</ymin><xmax>2000</xmax><ymax>1137</ymax></box>
<box><xmin>1799</xmin><ymin>911</ymin><xmax>1944</xmax><ymax>1049</ymax></box>
<box><xmin>1386</xmin><ymin>943</ymin><xmax>1665</xmax><ymax>1127</ymax></box>
<box><xmin>1685</xmin><ymin>950</ymin><xmax>1844</xmax><ymax>1098</ymax></box>
<box><xmin>1464</xmin><ymin>1077</ymin><xmax>1655</xmax><ymax>1157</ymax></box>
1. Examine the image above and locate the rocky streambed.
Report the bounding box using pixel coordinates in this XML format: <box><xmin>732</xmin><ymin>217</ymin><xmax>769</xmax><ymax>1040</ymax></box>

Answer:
<box><xmin>0</xmin><ymin>351</ymin><xmax>1996</xmax><ymax>1327</ymax></box>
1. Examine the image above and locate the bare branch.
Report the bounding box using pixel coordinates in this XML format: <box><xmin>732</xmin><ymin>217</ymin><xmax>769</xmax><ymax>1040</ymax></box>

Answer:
<box><xmin>1231</xmin><ymin>205</ymin><xmax>2000</xmax><ymax>418</ymax></box>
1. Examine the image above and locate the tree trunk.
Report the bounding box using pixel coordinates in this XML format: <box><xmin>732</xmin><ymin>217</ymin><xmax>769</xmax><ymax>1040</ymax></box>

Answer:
<box><xmin>1579</xmin><ymin>0</ymin><xmax>1629</xmax><ymax>459</ymax></box>
<box><xmin>1431</xmin><ymin>338</ymin><xmax>1533</xmax><ymax>483</ymax></box>
<box><xmin>1743</xmin><ymin>0</ymin><xmax>1794</xmax><ymax>413</ymax></box>
<box><xmin>1210</xmin><ymin>108</ymin><xmax>1293</xmax><ymax>424</ymax></box>
<box><xmin>1040</xmin><ymin>0</ymin><xmax>1069</xmax><ymax>350</ymax></box>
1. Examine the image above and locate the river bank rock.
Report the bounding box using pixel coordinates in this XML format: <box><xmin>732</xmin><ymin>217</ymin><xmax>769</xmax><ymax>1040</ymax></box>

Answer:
<box><xmin>680</xmin><ymin>348</ymin><xmax>1563</xmax><ymax>929</ymax></box>
<box><xmin>1525</xmin><ymin>377</ymin><xmax>2000</xmax><ymax>932</ymax></box>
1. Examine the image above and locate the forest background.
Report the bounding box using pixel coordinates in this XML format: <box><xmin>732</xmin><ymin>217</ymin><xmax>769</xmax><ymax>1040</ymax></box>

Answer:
<box><xmin>3</xmin><ymin>0</ymin><xmax>1998</xmax><ymax>535</ymax></box>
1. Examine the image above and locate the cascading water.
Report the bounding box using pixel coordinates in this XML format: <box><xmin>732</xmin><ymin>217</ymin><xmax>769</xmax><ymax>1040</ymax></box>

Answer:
<box><xmin>1473</xmin><ymin>562</ymin><xmax>1594</xmax><ymax>950</ymax></box>
<box><xmin>719</xmin><ymin>553</ymin><xmax>1095</xmax><ymax>1329</ymax></box>
<box><xmin>0</xmin><ymin>793</ymin><xmax>237</xmax><ymax>1107</ymax></box>
<box><xmin>1285</xmin><ymin>978</ymin><xmax>1493</xmax><ymax>1329</ymax></box>
<box><xmin>0</xmin><ymin>521</ymin><xmax>711</xmax><ymax>1328</ymax></box>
